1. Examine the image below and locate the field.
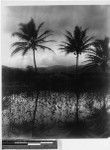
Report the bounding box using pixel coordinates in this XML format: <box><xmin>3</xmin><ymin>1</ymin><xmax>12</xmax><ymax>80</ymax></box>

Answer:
<box><xmin>2</xmin><ymin>66</ymin><xmax>110</xmax><ymax>138</ymax></box>
<box><xmin>2</xmin><ymin>89</ymin><xmax>110</xmax><ymax>139</ymax></box>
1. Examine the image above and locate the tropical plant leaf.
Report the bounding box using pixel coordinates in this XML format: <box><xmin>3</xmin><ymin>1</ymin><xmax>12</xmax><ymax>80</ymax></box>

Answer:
<box><xmin>37</xmin><ymin>45</ymin><xmax>55</xmax><ymax>53</ymax></box>
<box><xmin>11</xmin><ymin>42</ymin><xmax>27</xmax><ymax>47</ymax></box>
<box><xmin>59</xmin><ymin>26</ymin><xmax>94</xmax><ymax>56</ymax></box>
<box><xmin>11</xmin><ymin>18</ymin><xmax>54</xmax><ymax>60</ymax></box>
<box><xmin>12</xmin><ymin>32</ymin><xmax>29</xmax><ymax>41</ymax></box>
<box><xmin>11</xmin><ymin>46</ymin><xmax>25</xmax><ymax>56</ymax></box>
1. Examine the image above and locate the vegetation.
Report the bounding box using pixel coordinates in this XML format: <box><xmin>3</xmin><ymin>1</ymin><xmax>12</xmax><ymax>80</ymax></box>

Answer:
<box><xmin>85</xmin><ymin>37</ymin><xmax>110</xmax><ymax>112</ymax></box>
<box><xmin>11</xmin><ymin>18</ymin><xmax>55</xmax><ymax>134</ymax></box>
<box><xmin>85</xmin><ymin>37</ymin><xmax>110</xmax><ymax>72</ymax></box>
<box><xmin>2</xmin><ymin>18</ymin><xmax>110</xmax><ymax>138</ymax></box>
<box><xmin>60</xmin><ymin>26</ymin><xmax>94</xmax><ymax>123</ymax></box>
<box><xmin>60</xmin><ymin>26</ymin><xmax>94</xmax><ymax>71</ymax></box>
<box><xmin>12</xmin><ymin>18</ymin><xmax>54</xmax><ymax>70</ymax></box>
<box><xmin>2</xmin><ymin>89</ymin><xmax>110</xmax><ymax>138</ymax></box>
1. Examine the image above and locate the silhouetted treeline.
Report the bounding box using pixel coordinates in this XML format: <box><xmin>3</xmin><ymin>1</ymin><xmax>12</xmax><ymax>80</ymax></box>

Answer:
<box><xmin>2</xmin><ymin>65</ymin><xmax>109</xmax><ymax>96</ymax></box>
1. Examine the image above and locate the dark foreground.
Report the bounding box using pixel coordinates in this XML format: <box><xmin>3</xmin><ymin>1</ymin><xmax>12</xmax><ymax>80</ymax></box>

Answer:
<box><xmin>2</xmin><ymin>65</ymin><xmax>110</xmax><ymax>138</ymax></box>
<box><xmin>2</xmin><ymin>89</ymin><xmax>110</xmax><ymax>139</ymax></box>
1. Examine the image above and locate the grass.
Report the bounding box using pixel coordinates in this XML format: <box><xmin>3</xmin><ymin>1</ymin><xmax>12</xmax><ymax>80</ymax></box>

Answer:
<box><xmin>2</xmin><ymin>89</ymin><xmax>110</xmax><ymax>138</ymax></box>
<box><xmin>2</xmin><ymin>66</ymin><xmax>110</xmax><ymax>138</ymax></box>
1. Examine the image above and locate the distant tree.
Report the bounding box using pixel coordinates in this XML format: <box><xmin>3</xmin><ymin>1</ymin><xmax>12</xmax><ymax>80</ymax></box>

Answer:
<box><xmin>60</xmin><ymin>26</ymin><xmax>94</xmax><ymax>123</ymax></box>
<box><xmin>11</xmin><ymin>18</ymin><xmax>54</xmax><ymax>71</ymax></box>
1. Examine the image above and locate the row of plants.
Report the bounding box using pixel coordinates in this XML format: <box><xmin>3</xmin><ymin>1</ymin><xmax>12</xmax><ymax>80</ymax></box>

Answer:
<box><xmin>11</xmin><ymin>18</ymin><xmax>110</xmax><ymax>73</ymax></box>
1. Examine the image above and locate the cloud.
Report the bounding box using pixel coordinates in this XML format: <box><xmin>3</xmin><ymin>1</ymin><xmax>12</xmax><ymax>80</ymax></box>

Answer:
<box><xmin>39</xmin><ymin>54</ymin><xmax>75</xmax><ymax>67</ymax></box>
<box><xmin>3</xmin><ymin>6</ymin><xmax>109</xmax><ymax>36</ymax></box>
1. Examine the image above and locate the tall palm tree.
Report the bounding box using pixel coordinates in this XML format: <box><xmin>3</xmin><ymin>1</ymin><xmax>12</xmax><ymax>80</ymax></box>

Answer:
<box><xmin>60</xmin><ymin>26</ymin><xmax>94</xmax><ymax>123</ymax></box>
<box><xmin>60</xmin><ymin>26</ymin><xmax>94</xmax><ymax>73</ymax></box>
<box><xmin>85</xmin><ymin>37</ymin><xmax>110</xmax><ymax>72</ymax></box>
<box><xmin>11</xmin><ymin>18</ymin><xmax>54</xmax><ymax>71</ymax></box>
<box><xmin>11</xmin><ymin>18</ymin><xmax>54</xmax><ymax>135</ymax></box>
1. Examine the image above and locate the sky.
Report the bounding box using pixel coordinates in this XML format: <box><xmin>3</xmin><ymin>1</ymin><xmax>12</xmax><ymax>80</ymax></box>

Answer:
<box><xmin>1</xmin><ymin>5</ymin><xmax>110</xmax><ymax>68</ymax></box>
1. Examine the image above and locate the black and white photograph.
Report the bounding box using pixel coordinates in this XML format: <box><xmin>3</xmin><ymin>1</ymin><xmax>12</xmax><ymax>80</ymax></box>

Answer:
<box><xmin>1</xmin><ymin>3</ymin><xmax>110</xmax><ymax>141</ymax></box>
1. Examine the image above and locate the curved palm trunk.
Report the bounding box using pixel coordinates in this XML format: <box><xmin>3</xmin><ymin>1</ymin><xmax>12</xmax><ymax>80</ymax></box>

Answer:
<box><xmin>75</xmin><ymin>53</ymin><xmax>79</xmax><ymax>124</ymax></box>
<box><xmin>33</xmin><ymin>49</ymin><xmax>37</xmax><ymax>70</ymax></box>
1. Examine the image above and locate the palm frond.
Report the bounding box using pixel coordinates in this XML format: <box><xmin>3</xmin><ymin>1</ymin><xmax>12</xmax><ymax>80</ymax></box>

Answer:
<box><xmin>84</xmin><ymin>48</ymin><xmax>95</xmax><ymax>53</ymax></box>
<box><xmin>60</xmin><ymin>25</ymin><xmax>94</xmax><ymax>56</ymax></box>
<box><xmin>81</xmin><ymin>42</ymin><xmax>94</xmax><ymax>51</ymax></box>
<box><xmin>64</xmin><ymin>34</ymin><xmax>73</xmax><ymax>43</ymax></box>
<box><xmin>61</xmin><ymin>41</ymin><xmax>71</xmax><ymax>45</ymax></box>
<box><xmin>82</xmin><ymin>60</ymin><xmax>93</xmax><ymax>64</ymax></box>
<box><xmin>65</xmin><ymin>30</ymin><xmax>73</xmax><ymax>38</ymax></box>
<box><xmin>11</xmin><ymin>42</ymin><xmax>27</xmax><ymax>48</ymax></box>
<box><xmin>83</xmin><ymin>37</ymin><xmax>94</xmax><ymax>45</ymax></box>
<box><xmin>37</xmin><ymin>39</ymin><xmax>55</xmax><ymax>44</ymax></box>
<box><xmin>37</xmin><ymin>45</ymin><xmax>55</xmax><ymax>53</ymax></box>
<box><xmin>36</xmin><ymin>22</ymin><xmax>45</xmax><ymax>36</ymax></box>
<box><xmin>12</xmin><ymin>32</ymin><xmax>29</xmax><ymax>41</ymax></box>
<box><xmin>36</xmin><ymin>35</ymin><xmax>53</xmax><ymax>44</ymax></box>
<box><xmin>11</xmin><ymin>47</ymin><xmax>24</xmax><ymax>56</ymax></box>
<box><xmin>37</xmin><ymin>30</ymin><xmax>53</xmax><ymax>40</ymax></box>
<box><xmin>19</xmin><ymin>18</ymin><xmax>36</xmax><ymax>38</ymax></box>
<box><xmin>86</xmin><ymin>37</ymin><xmax>110</xmax><ymax>71</ymax></box>
<box><xmin>11</xmin><ymin>45</ymin><xmax>31</xmax><ymax>56</ymax></box>
<box><xmin>22</xmin><ymin>47</ymin><xmax>30</xmax><ymax>56</ymax></box>
<box><xmin>81</xmin><ymin>28</ymin><xmax>88</xmax><ymax>39</ymax></box>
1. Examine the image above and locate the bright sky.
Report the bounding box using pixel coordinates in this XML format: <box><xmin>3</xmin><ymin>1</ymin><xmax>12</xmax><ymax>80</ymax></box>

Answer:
<box><xmin>1</xmin><ymin>5</ymin><xmax>110</xmax><ymax>68</ymax></box>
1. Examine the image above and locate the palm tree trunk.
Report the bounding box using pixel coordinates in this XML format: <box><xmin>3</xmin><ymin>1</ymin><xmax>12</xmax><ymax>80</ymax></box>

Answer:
<box><xmin>76</xmin><ymin>53</ymin><xmax>79</xmax><ymax>75</ymax></box>
<box><xmin>75</xmin><ymin>53</ymin><xmax>79</xmax><ymax>124</ymax></box>
<box><xmin>33</xmin><ymin>49</ymin><xmax>37</xmax><ymax>70</ymax></box>
<box><xmin>32</xmin><ymin>91</ymin><xmax>39</xmax><ymax>136</ymax></box>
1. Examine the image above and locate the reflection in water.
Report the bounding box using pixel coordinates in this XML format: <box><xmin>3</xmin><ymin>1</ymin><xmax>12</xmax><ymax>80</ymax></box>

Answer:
<box><xmin>2</xmin><ymin>89</ymin><xmax>110</xmax><ymax>138</ymax></box>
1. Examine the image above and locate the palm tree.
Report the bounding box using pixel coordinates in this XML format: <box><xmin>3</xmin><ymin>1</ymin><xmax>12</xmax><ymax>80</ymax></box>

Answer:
<box><xmin>85</xmin><ymin>37</ymin><xmax>110</xmax><ymax>72</ymax></box>
<box><xmin>11</xmin><ymin>18</ymin><xmax>54</xmax><ymax>71</ymax></box>
<box><xmin>85</xmin><ymin>37</ymin><xmax>110</xmax><ymax>111</ymax></box>
<box><xmin>60</xmin><ymin>26</ymin><xmax>94</xmax><ymax>123</ymax></box>
<box><xmin>11</xmin><ymin>18</ymin><xmax>54</xmax><ymax>135</ymax></box>
<box><xmin>60</xmin><ymin>26</ymin><xmax>94</xmax><ymax>74</ymax></box>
